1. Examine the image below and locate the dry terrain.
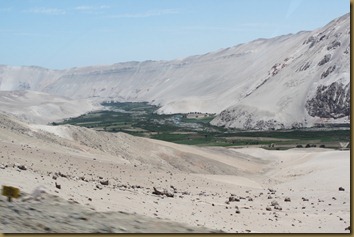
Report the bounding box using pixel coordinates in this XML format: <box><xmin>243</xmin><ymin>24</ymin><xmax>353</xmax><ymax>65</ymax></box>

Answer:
<box><xmin>0</xmin><ymin>113</ymin><xmax>350</xmax><ymax>233</ymax></box>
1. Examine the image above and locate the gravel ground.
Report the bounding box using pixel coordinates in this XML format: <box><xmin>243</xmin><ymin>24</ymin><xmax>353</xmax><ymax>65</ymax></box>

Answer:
<box><xmin>0</xmin><ymin>191</ymin><xmax>219</xmax><ymax>233</ymax></box>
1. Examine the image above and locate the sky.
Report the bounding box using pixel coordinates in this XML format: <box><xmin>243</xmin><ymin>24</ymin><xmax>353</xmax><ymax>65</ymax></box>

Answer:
<box><xmin>0</xmin><ymin>0</ymin><xmax>349</xmax><ymax>69</ymax></box>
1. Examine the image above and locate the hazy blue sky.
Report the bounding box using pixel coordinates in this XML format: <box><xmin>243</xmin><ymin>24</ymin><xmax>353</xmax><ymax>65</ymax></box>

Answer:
<box><xmin>0</xmin><ymin>0</ymin><xmax>349</xmax><ymax>69</ymax></box>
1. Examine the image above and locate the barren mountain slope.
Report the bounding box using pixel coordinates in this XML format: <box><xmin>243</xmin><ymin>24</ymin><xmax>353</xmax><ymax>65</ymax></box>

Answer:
<box><xmin>0</xmin><ymin>13</ymin><xmax>349</xmax><ymax>129</ymax></box>
<box><xmin>211</xmin><ymin>13</ymin><xmax>350</xmax><ymax>129</ymax></box>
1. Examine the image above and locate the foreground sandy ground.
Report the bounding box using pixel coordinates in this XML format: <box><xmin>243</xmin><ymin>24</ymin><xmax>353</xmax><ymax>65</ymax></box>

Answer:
<box><xmin>0</xmin><ymin>113</ymin><xmax>350</xmax><ymax>233</ymax></box>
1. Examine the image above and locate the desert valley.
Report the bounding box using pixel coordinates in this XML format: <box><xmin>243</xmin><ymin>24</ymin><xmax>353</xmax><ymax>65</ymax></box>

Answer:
<box><xmin>0</xmin><ymin>12</ymin><xmax>351</xmax><ymax>233</ymax></box>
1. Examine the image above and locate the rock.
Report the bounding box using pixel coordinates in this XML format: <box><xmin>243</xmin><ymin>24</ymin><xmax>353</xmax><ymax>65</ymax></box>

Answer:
<box><xmin>268</xmin><ymin>188</ymin><xmax>276</xmax><ymax>194</ymax></box>
<box><xmin>302</xmin><ymin>197</ymin><xmax>309</xmax><ymax>201</ymax></box>
<box><xmin>52</xmin><ymin>175</ymin><xmax>57</xmax><ymax>180</ymax></box>
<box><xmin>267</xmin><ymin>196</ymin><xmax>273</xmax><ymax>199</ymax></box>
<box><xmin>55</xmin><ymin>182</ymin><xmax>61</xmax><ymax>189</ymax></box>
<box><xmin>306</xmin><ymin>82</ymin><xmax>350</xmax><ymax>119</ymax></box>
<box><xmin>284</xmin><ymin>197</ymin><xmax>291</xmax><ymax>202</ymax></box>
<box><xmin>100</xmin><ymin>180</ymin><xmax>109</xmax><ymax>186</ymax></box>
<box><xmin>152</xmin><ymin>187</ymin><xmax>165</xmax><ymax>195</ymax></box>
<box><xmin>266</xmin><ymin>206</ymin><xmax>272</xmax><ymax>211</ymax></box>
<box><xmin>96</xmin><ymin>184</ymin><xmax>103</xmax><ymax>190</ymax></box>
<box><xmin>235</xmin><ymin>210</ymin><xmax>240</xmax><ymax>214</ymax></box>
<box><xmin>248</xmin><ymin>197</ymin><xmax>253</xmax><ymax>201</ymax></box>
<box><xmin>327</xmin><ymin>40</ymin><xmax>341</xmax><ymax>50</ymax></box>
<box><xmin>298</xmin><ymin>62</ymin><xmax>311</xmax><ymax>71</ymax></box>
<box><xmin>321</xmin><ymin>65</ymin><xmax>336</xmax><ymax>79</ymax></box>
<box><xmin>229</xmin><ymin>196</ymin><xmax>240</xmax><ymax>202</ymax></box>
<box><xmin>17</xmin><ymin>165</ymin><xmax>27</xmax><ymax>170</ymax></box>
<box><xmin>0</xmin><ymin>164</ymin><xmax>5</xmax><ymax>169</ymax></box>
<box><xmin>58</xmin><ymin>172</ymin><xmax>67</xmax><ymax>178</ymax></box>
<box><xmin>318</xmin><ymin>54</ymin><xmax>331</xmax><ymax>66</ymax></box>
<box><xmin>274</xmin><ymin>205</ymin><xmax>282</xmax><ymax>211</ymax></box>
<box><xmin>170</xmin><ymin>185</ymin><xmax>177</xmax><ymax>191</ymax></box>
<box><xmin>345</xmin><ymin>226</ymin><xmax>350</xmax><ymax>231</ymax></box>
<box><xmin>271</xmin><ymin>200</ymin><xmax>279</xmax><ymax>206</ymax></box>
<box><xmin>339</xmin><ymin>187</ymin><xmax>345</xmax><ymax>191</ymax></box>
<box><xmin>152</xmin><ymin>187</ymin><xmax>174</xmax><ymax>198</ymax></box>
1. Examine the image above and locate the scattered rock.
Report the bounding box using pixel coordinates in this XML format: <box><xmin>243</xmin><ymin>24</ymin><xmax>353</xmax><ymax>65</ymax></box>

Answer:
<box><xmin>271</xmin><ymin>200</ymin><xmax>279</xmax><ymax>206</ymax></box>
<box><xmin>266</xmin><ymin>206</ymin><xmax>272</xmax><ymax>211</ymax></box>
<box><xmin>339</xmin><ymin>187</ymin><xmax>345</xmax><ymax>191</ymax></box>
<box><xmin>100</xmin><ymin>180</ymin><xmax>109</xmax><ymax>186</ymax></box>
<box><xmin>284</xmin><ymin>197</ymin><xmax>291</xmax><ymax>202</ymax></box>
<box><xmin>302</xmin><ymin>197</ymin><xmax>309</xmax><ymax>201</ymax></box>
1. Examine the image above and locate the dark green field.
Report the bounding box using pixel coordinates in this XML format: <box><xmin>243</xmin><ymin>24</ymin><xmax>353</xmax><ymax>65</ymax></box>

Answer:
<box><xmin>54</xmin><ymin>102</ymin><xmax>350</xmax><ymax>149</ymax></box>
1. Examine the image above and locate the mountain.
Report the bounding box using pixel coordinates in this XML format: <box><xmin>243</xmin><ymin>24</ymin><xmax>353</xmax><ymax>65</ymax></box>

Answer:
<box><xmin>0</xmin><ymin>13</ymin><xmax>349</xmax><ymax>129</ymax></box>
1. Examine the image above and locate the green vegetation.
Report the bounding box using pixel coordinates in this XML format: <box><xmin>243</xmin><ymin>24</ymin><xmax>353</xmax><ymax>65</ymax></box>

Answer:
<box><xmin>55</xmin><ymin>102</ymin><xmax>350</xmax><ymax>149</ymax></box>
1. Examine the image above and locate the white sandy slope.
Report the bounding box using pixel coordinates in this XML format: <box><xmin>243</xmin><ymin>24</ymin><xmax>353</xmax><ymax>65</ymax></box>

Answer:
<box><xmin>0</xmin><ymin>113</ymin><xmax>350</xmax><ymax>233</ymax></box>
<box><xmin>0</xmin><ymin>13</ymin><xmax>350</xmax><ymax>129</ymax></box>
<box><xmin>0</xmin><ymin>90</ymin><xmax>100</xmax><ymax>124</ymax></box>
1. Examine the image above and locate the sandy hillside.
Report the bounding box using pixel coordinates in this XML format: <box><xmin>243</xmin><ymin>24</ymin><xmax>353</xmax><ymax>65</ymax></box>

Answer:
<box><xmin>0</xmin><ymin>113</ymin><xmax>350</xmax><ymax>233</ymax></box>
<box><xmin>0</xmin><ymin>13</ymin><xmax>350</xmax><ymax>129</ymax></box>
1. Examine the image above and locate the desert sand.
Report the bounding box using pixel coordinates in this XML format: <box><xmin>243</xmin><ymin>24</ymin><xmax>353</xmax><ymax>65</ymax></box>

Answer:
<box><xmin>0</xmin><ymin>113</ymin><xmax>350</xmax><ymax>233</ymax></box>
